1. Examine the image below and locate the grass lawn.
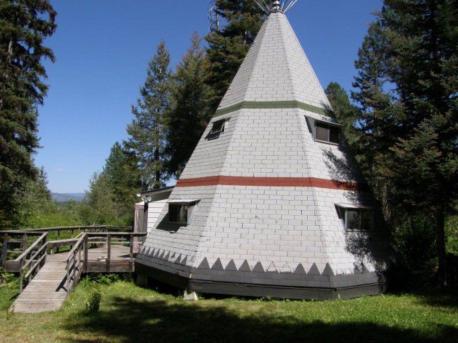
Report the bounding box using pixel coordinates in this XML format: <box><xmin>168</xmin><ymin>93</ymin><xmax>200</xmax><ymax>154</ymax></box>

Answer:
<box><xmin>0</xmin><ymin>278</ymin><xmax>457</xmax><ymax>343</ymax></box>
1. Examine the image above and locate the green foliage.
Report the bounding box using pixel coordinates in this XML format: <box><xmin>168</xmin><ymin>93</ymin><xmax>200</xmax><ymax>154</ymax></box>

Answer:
<box><xmin>104</xmin><ymin>143</ymin><xmax>140</xmax><ymax>212</ymax></box>
<box><xmin>84</xmin><ymin>288</ymin><xmax>101</xmax><ymax>314</ymax></box>
<box><xmin>24</xmin><ymin>201</ymin><xmax>85</xmax><ymax>229</ymax></box>
<box><xmin>126</xmin><ymin>42</ymin><xmax>172</xmax><ymax>191</ymax></box>
<box><xmin>0</xmin><ymin>167</ymin><xmax>85</xmax><ymax>228</ymax></box>
<box><xmin>0</xmin><ymin>0</ymin><xmax>56</xmax><ymax>228</ymax></box>
<box><xmin>326</xmin><ymin>80</ymin><xmax>458</xmax><ymax>289</ymax></box>
<box><xmin>82</xmin><ymin>173</ymin><xmax>122</xmax><ymax>225</ymax></box>
<box><xmin>206</xmin><ymin>0</ymin><xmax>265</xmax><ymax>110</ymax></box>
<box><xmin>325</xmin><ymin>82</ymin><xmax>361</xmax><ymax>148</ymax></box>
<box><xmin>14</xmin><ymin>168</ymin><xmax>86</xmax><ymax>228</ymax></box>
<box><xmin>388</xmin><ymin>215</ymin><xmax>438</xmax><ymax>289</ymax></box>
<box><xmin>92</xmin><ymin>274</ymin><xmax>121</xmax><ymax>285</ymax></box>
<box><xmin>349</xmin><ymin>0</ymin><xmax>458</xmax><ymax>286</ymax></box>
<box><xmin>82</xmin><ymin>142</ymin><xmax>141</xmax><ymax>226</ymax></box>
<box><xmin>446</xmin><ymin>216</ymin><xmax>458</xmax><ymax>254</ymax></box>
<box><xmin>0</xmin><ymin>271</ymin><xmax>18</xmax><ymax>311</ymax></box>
<box><xmin>166</xmin><ymin>34</ymin><xmax>213</xmax><ymax>177</ymax></box>
<box><xmin>16</xmin><ymin>168</ymin><xmax>51</xmax><ymax>225</ymax></box>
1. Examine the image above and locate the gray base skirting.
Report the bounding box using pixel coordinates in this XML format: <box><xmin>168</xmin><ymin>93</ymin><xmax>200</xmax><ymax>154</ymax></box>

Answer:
<box><xmin>135</xmin><ymin>262</ymin><xmax>385</xmax><ymax>300</ymax></box>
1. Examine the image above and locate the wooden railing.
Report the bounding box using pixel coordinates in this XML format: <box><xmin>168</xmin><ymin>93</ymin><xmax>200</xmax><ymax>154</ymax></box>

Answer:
<box><xmin>85</xmin><ymin>232</ymin><xmax>146</xmax><ymax>273</ymax></box>
<box><xmin>64</xmin><ymin>232</ymin><xmax>147</xmax><ymax>291</ymax></box>
<box><xmin>2</xmin><ymin>227</ymin><xmax>147</xmax><ymax>293</ymax></box>
<box><xmin>1</xmin><ymin>231</ymin><xmax>44</xmax><ymax>263</ymax></box>
<box><xmin>1</xmin><ymin>226</ymin><xmax>131</xmax><ymax>259</ymax></box>
<box><xmin>20</xmin><ymin>225</ymin><xmax>130</xmax><ymax>240</ymax></box>
<box><xmin>3</xmin><ymin>232</ymin><xmax>49</xmax><ymax>291</ymax></box>
<box><xmin>65</xmin><ymin>233</ymin><xmax>87</xmax><ymax>291</ymax></box>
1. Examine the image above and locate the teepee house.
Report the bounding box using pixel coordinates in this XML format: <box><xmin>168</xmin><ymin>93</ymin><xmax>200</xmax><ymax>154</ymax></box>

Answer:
<box><xmin>136</xmin><ymin>1</ymin><xmax>387</xmax><ymax>300</ymax></box>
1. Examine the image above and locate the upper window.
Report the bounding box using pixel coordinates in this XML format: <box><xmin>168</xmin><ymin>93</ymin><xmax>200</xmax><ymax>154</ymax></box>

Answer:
<box><xmin>167</xmin><ymin>200</ymin><xmax>199</xmax><ymax>226</ymax></box>
<box><xmin>168</xmin><ymin>204</ymin><xmax>189</xmax><ymax>225</ymax></box>
<box><xmin>315</xmin><ymin>122</ymin><xmax>340</xmax><ymax>144</ymax></box>
<box><xmin>336</xmin><ymin>204</ymin><xmax>374</xmax><ymax>231</ymax></box>
<box><xmin>305</xmin><ymin>117</ymin><xmax>341</xmax><ymax>145</ymax></box>
<box><xmin>345</xmin><ymin>209</ymin><xmax>373</xmax><ymax>231</ymax></box>
<box><xmin>206</xmin><ymin>119</ymin><xmax>227</xmax><ymax>140</ymax></box>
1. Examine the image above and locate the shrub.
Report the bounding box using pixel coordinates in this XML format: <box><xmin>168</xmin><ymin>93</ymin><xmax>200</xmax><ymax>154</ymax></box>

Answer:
<box><xmin>0</xmin><ymin>270</ymin><xmax>16</xmax><ymax>285</ymax></box>
<box><xmin>96</xmin><ymin>274</ymin><xmax>120</xmax><ymax>285</ymax></box>
<box><xmin>85</xmin><ymin>289</ymin><xmax>102</xmax><ymax>314</ymax></box>
<box><xmin>387</xmin><ymin>214</ymin><xmax>437</xmax><ymax>291</ymax></box>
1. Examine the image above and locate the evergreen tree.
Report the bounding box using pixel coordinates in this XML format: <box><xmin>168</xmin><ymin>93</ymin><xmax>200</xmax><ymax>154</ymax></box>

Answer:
<box><xmin>206</xmin><ymin>0</ymin><xmax>265</xmax><ymax>110</ymax></box>
<box><xmin>352</xmin><ymin>0</ymin><xmax>458</xmax><ymax>286</ymax></box>
<box><xmin>0</xmin><ymin>0</ymin><xmax>56</xmax><ymax>228</ymax></box>
<box><xmin>82</xmin><ymin>142</ymin><xmax>142</xmax><ymax>226</ymax></box>
<box><xmin>18</xmin><ymin>167</ymin><xmax>52</xmax><ymax>225</ymax></box>
<box><xmin>83</xmin><ymin>173</ymin><xmax>119</xmax><ymax>225</ymax></box>
<box><xmin>127</xmin><ymin>42</ymin><xmax>171</xmax><ymax>191</ymax></box>
<box><xmin>166</xmin><ymin>34</ymin><xmax>213</xmax><ymax>177</ymax></box>
<box><xmin>104</xmin><ymin>142</ymin><xmax>141</xmax><ymax>222</ymax></box>
<box><xmin>325</xmin><ymin>82</ymin><xmax>360</xmax><ymax>147</ymax></box>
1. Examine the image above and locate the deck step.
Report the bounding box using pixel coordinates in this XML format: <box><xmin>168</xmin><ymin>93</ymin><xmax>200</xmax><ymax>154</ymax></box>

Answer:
<box><xmin>12</xmin><ymin>301</ymin><xmax>63</xmax><ymax>313</ymax></box>
<box><xmin>11</xmin><ymin>261</ymin><xmax>69</xmax><ymax>313</ymax></box>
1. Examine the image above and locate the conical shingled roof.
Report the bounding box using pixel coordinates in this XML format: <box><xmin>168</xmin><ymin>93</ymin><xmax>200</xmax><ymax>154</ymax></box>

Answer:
<box><xmin>219</xmin><ymin>13</ymin><xmax>330</xmax><ymax>111</ymax></box>
<box><xmin>137</xmin><ymin>11</ymin><xmax>387</xmax><ymax>300</ymax></box>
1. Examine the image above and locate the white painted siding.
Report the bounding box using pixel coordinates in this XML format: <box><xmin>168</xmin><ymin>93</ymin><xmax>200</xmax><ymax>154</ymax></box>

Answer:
<box><xmin>146</xmin><ymin>200</ymin><xmax>168</xmax><ymax>233</ymax></box>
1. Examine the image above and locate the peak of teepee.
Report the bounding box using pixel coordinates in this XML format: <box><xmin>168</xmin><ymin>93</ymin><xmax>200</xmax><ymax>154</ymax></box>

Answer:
<box><xmin>217</xmin><ymin>6</ymin><xmax>330</xmax><ymax>114</ymax></box>
<box><xmin>255</xmin><ymin>0</ymin><xmax>299</xmax><ymax>14</ymax></box>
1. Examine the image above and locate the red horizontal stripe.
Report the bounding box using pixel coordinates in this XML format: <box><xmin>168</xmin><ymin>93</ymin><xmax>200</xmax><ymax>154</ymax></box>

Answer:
<box><xmin>176</xmin><ymin>176</ymin><xmax>359</xmax><ymax>191</ymax></box>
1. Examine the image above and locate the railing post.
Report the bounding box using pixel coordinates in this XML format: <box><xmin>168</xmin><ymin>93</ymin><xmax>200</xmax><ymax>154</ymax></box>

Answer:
<box><xmin>1</xmin><ymin>234</ymin><xmax>8</xmax><ymax>267</ymax></box>
<box><xmin>78</xmin><ymin>243</ymin><xmax>81</xmax><ymax>266</ymax></box>
<box><xmin>84</xmin><ymin>235</ymin><xmax>88</xmax><ymax>273</ymax></box>
<box><xmin>19</xmin><ymin>260</ymin><xmax>24</xmax><ymax>292</ymax></box>
<box><xmin>21</xmin><ymin>233</ymin><xmax>28</xmax><ymax>251</ymax></box>
<box><xmin>129</xmin><ymin>234</ymin><xmax>134</xmax><ymax>259</ymax></box>
<box><xmin>106</xmin><ymin>234</ymin><xmax>111</xmax><ymax>272</ymax></box>
<box><xmin>129</xmin><ymin>234</ymin><xmax>134</xmax><ymax>272</ymax></box>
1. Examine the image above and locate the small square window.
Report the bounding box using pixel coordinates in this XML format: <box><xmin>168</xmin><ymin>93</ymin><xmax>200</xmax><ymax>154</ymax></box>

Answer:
<box><xmin>344</xmin><ymin>209</ymin><xmax>373</xmax><ymax>231</ymax></box>
<box><xmin>169</xmin><ymin>204</ymin><xmax>189</xmax><ymax>224</ymax></box>
<box><xmin>315</xmin><ymin>122</ymin><xmax>340</xmax><ymax>144</ymax></box>
<box><xmin>345</xmin><ymin>210</ymin><xmax>361</xmax><ymax>230</ymax></box>
<box><xmin>206</xmin><ymin>119</ymin><xmax>226</xmax><ymax>140</ymax></box>
<box><xmin>316</xmin><ymin>125</ymin><xmax>330</xmax><ymax>141</ymax></box>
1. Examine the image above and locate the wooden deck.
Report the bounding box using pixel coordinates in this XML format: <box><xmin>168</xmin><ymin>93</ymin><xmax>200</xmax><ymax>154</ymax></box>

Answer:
<box><xmin>0</xmin><ymin>229</ymin><xmax>146</xmax><ymax>314</ymax></box>
<box><xmin>11</xmin><ymin>245</ymin><xmax>132</xmax><ymax>313</ymax></box>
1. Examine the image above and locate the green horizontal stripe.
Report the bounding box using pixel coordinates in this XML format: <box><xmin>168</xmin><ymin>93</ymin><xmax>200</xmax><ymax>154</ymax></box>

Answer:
<box><xmin>215</xmin><ymin>100</ymin><xmax>327</xmax><ymax>117</ymax></box>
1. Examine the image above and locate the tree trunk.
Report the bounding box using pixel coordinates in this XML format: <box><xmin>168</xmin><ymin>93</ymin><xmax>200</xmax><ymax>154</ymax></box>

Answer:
<box><xmin>154</xmin><ymin>147</ymin><xmax>160</xmax><ymax>189</ymax></box>
<box><xmin>436</xmin><ymin>210</ymin><xmax>447</xmax><ymax>287</ymax></box>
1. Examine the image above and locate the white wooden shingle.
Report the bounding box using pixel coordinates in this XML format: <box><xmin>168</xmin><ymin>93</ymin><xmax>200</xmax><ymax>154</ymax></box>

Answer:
<box><xmin>138</xmin><ymin>12</ymin><xmax>385</xmax><ymax>288</ymax></box>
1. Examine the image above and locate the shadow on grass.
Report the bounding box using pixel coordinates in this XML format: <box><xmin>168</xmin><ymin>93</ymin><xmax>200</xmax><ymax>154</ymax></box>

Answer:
<box><xmin>63</xmin><ymin>297</ymin><xmax>458</xmax><ymax>343</ymax></box>
<box><xmin>414</xmin><ymin>290</ymin><xmax>458</xmax><ymax>310</ymax></box>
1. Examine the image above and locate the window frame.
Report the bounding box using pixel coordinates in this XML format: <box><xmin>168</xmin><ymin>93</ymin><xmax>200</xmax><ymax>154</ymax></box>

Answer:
<box><xmin>206</xmin><ymin>119</ymin><xmax>228</xmax><ymax>140</ymax></box>
<box><xmin>335</xmin><ymin>204</ymin><xmax>374</xmax><ymax>232</ymax></box>
<box><xmin>167</xmin><ymin>200</ymin><xmax>199</xmax><ymax>226</ymax></box>
<box><xmin>168</xmin><ymin>203</ymin><xmax>189</xmax><ymax>225</ymax></box>
<box><xmin>305</xmin><ymin>116</ymin><xmax>342</xmax><ymax>145</ymax></box>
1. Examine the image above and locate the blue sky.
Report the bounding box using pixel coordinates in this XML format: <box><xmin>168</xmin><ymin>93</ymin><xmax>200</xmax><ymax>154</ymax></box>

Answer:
<box><xmin>36</xmin><ymin>0</ymin><xmax>382</xmax><ymax>193</ymax></box>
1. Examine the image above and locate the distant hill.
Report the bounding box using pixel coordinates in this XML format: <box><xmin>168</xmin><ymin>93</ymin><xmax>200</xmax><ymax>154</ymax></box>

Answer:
<box><xmin>52</xmin><ymin>193</ymin><xmax>85</xmax><ymax>203</ymax></box>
